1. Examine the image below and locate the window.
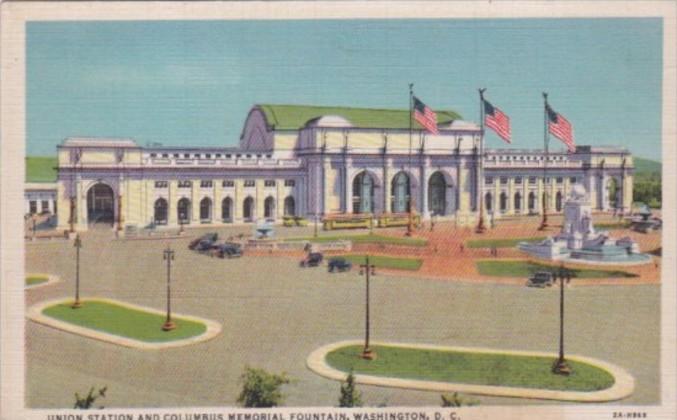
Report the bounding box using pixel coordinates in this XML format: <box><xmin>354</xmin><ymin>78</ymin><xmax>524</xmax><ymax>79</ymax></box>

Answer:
<box><xmin>570</xmin><ymin>177</ymin><xmax>577</xmax><ymax>184</ymax></box>
<box><xmin>257</xmin><ymin>154</ymin><xmax>262</xmax><ymax>158</ymax></box>
<box><xmin>206</xmin><ymin>154</ymin><xmax>211</xmax><ymax>158</ymax></box>
<box><xmin>246</xmin><ymin>154</ymin><xmax>252</xmax><ymax>158</ymax></box>
<box><xmin>264</xmin><ymin>180</ymin><xmax>276</xmax><ymax>187</ymax></box>
<box><xmin>222</xmin><ymin>180</ymin><xmax>234</xmax><ymax>187</ymax></box>
<box><xmin>178</xmin><ymin>180</ymin><xmax>192</xmax><ymax>188</ymax></box>
<box><xmin>485</xmin><ymin>177</ymin><xmax>494</xmax><ymax>185</ymax></box>
<box><xmin>500</xmin><ymin>177</ymin><xmax>508</xmax><ymax>185</ymax></box>
<box><xmin>200</xmin><ymin>180</ymin><xmax>213</xmax><ymax>188</ymax></box>
<box><xmin>215</xmin><ymin>154</ymin><xmax>222</xmax><ymax>158</ymax></box>
<box><xmin>556</xmin><ymin>177</ymin><xmax>563</xmax><ymax>184</ymax></box>
<box><xmin>184</xmin><ymin>153</ymin><xmax>190</xmax><ymax>158</ymax></box>
<box><xmin>41</xmin><ymin>200</ymin><xmax>49</xmax><ymax>212</ymax></box>
<box><xmin>284</xmin><ymin>179</ymin><xmax>296</xmax><ymax>187</ymax></box>
<box><xmin>194</xmin><ymin>153</ymin><xmax>200</xmax><ymax>158</ymax></box>
<box><xmin>266</xmin><ymin>154</ymin><xmax>272</xmax><ymax>159</ymax></box>
<box><xmin>236</xmin><ymin>154</ymin><xmax>242</xmax><ymax>158</ymax></box>
<box><xmin>162</xmin><ymin>153</ymin><xmax>169</xmax><ymax>158</ymax></box>
<box><xmin>244</xmin><ymin>180</ymin><xmax>255</xmax><ymax>188</ymax></box>
<box><xmin>515</xmin><ymin>176</ymin><xmax>523</xmax><ymax>185</ymax></box>
<box><xmin>173</xmin><ymin>153</ymin><xmax>179</xmax><ymax>158</ymax></box>
<box><xmin>150</xmin><ymin>153</ymin><xmax>157</xmax><ymax>158</ymax></box>
<box><xmin>29</xmin><ymin>201</ymin><xmax>37</xmax><ymax>214</ymax></box>
<box><xmin>545</xmin><ymin>177</ymin><xmax>551</xmax><ymax>183</ymax></box>
<box><xmin>226</xmin><ymin>154</ymin><xmax>232</xmax><ymax>158</ymax></box>
<box><xmin>529</xmin><ymin>177</ymin><xmax>537</xmax><ymax>185</ymax></box>
<box><xmin>155</xmin><ymin>181</ymin><xmax>168</xmax><ymax>189</ymax></box>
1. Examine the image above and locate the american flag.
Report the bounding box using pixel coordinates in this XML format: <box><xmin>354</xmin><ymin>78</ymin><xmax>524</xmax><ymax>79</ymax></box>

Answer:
<box><xmin>483</xmin><ymin>100</ymin><xmax>511</xmax><ymax>143</ymax></box>
<box><xmin>413</xmin><ymin>96</ymin><xmax>439</xmax><ymax>135</ymax></box>
<box><xmin>546</xmin><ymin>104</ymin><xmax>575</xmax><ymax>152</ymax></box>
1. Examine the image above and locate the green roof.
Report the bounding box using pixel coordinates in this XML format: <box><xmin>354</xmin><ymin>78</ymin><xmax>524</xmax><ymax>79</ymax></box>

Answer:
<box><xmin>257</xmin><ymin>104</ymin><xmax>462</xmax><ymax>130</ymax></box>
<box><xmin>26</xmin><ymin>156</ymin><xmax>57</xmax><ymax>183</ymax></box>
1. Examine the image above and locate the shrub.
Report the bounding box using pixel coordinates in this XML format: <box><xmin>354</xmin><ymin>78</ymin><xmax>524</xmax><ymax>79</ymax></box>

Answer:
<box><xmin>338</xmin><ymin>371</ymin><xmax>362</xmax><ymax>407</ymax></box>
<box><xmin>237</xmin><ymin>366</ymin><xmax>291</xmax><ymax>408</ymax></box>
<box><xmin>74</xmin><ymin>386</ymin><xmax>107</xmax><ymax>409</ymax></box>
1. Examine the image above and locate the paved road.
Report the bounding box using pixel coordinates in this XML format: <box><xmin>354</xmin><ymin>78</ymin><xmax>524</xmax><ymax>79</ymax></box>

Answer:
<box><xmin>25</xmin><ymin>227</ymin><xmax>660</xmax><ymax>408</ymax></box>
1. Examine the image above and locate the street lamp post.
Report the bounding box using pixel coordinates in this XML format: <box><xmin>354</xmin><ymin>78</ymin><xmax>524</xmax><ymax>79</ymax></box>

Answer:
<box><xmin>359</xmin><ymin>255</ymin><xmax>376</xmax><ymax>360</ymax></box>
<box><xmin>32</xmin><ymin>214</ymin><xmax>37</xmax><ymax>240</ymax></box>
<box><xmin>552</xmin><ymin>265</ymin><xmax>572</xmax><ymax>375</ymax></box>
<box><xmin>71</xmin><ymin>234</ymin><xmax>83</xmax><ymax>309</ymax></box>
<box><xmin>314</xmin><ymin>214</ymin><xmax>319</xmax><ymax>238</ymax></box>
<box><xmin>430</xmin><ymin>212</ymin><xmax>436</xmax><ymax>232</ymax></box>
<box><xmin>162</xmin><ymin>246</ymin><xmax>176</xmax><ymax>331</ymax></box>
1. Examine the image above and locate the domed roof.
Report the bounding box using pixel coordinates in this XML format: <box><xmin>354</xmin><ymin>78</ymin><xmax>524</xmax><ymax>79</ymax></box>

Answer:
<box><xmin>304</xmin><ymin>115</ymin><xmax>354</xmax><ymax>128</ymax></box>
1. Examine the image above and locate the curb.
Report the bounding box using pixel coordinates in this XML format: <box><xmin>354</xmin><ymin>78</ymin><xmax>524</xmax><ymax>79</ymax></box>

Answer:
<box><xmin>306</xmin><ymin>340</ymin><xmax>635</xmax><ymax>402</ymax></box>
<box><xmin>26</xmin><ymin>297</ymin><xmax>222</xmax><ymax>350</ymax></box>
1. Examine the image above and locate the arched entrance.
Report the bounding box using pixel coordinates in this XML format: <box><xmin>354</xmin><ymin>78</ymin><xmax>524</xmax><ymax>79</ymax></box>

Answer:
<box><xmin>200</xmin><ymin>197</ymin><xmax>212</xmax><ymax>222</ymax></box>
<box><xmin>352</xmin><ymin>171</ymin><xmax>375</xmax><ymax>214</ymax></box>
<box><xmin>177</xmin><ymin>198</ymin><xmax>191</xmax><ymax>224</ymax></box>
<box><xmin>154</xmin><ymin>198</ymin><xmax>168</xmax><ymax>225</ymax></box>
<box><xmin>428</xmin><ymin>172</ymin><xmax>447</xmax><ymax>216</ymax></box>
<box><xmin>284</xmin><ymin>196</ymin><xmax>296</xmax><ymax>216</ymax></box>
<box><xmin>264</xmin><ymin>196</ymin><xmax>275</xmax><ymax>220</ymax></box>
<box><xmin>607</xmin><ymin>177</ymin><xmax>619</xmax><ymax>210</ymax></box>
<box><xmin>222</xmin><ymin>197</ymin><xmax>233</xmax><ymax>222</ymax></box>
<box><xmin>243</xmin><ymin>197</ymin><xmax>254</xmax><ymax>222</ymax></box>
<box><xmin>86</xmin><ymin>183</ymin><xmax>115</xmax><ymax>226</ymax></box>
<box><xmin>555</xmin><ymin>191</ymin><xmax>563</xmax><ymax>212</ymax></box>
<box><xmin>485</xmin><ymin>192</ymin><xmax>493</xmax><ymax>213</ymax></box>
<box><xmin>528</xmin><ymin>192</ymin><xmax>536</xmax><ymax>213</ymax></box>
<box><xmin>500</xmin><ymin>192</ymin><xmax>508</xmax><ymax>213</ymax></box>
<box><xmin>514</xmin><ymin>192</ymin><xmax>522</xmax><ymax>214</ymax></box>
<box><xmin>391</xmin><ymin>172</ymin><xmax>411</xmax><ymax>213</ymax></box>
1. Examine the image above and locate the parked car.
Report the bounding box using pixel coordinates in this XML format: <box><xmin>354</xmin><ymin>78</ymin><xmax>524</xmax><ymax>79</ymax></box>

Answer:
<box><xmin>526</xmin><ymin>271</ymin><xmax>554</xmax><ymax>288</ymax></box>
<box><xmin>216</xmin><ymin>243</ymin><xmax>243</xmax><ymax>258</ymax></box>
<box><xmin>300</xmin><ymin>252</ymin><xmax>323</xmax><ymax>267</ymax></box>
<box><xmin>195</xmin><ymin>239</ymin><xmax>217</xmax><ymax>252</ymax></box>
<box><xmin>328</xmin><ymin>257</ymin><xmax>352</xmax><ymax>273</ymax></box>
<box><xmin>188</xmin><ymin>232</ymin><xmax>218</xmax><ymax>250</ymax></box>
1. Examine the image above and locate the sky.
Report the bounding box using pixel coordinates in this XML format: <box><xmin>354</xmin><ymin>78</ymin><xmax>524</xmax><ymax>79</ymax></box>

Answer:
<box><xmin>27</xmin><ymin>18</ymin><xmax>663</xmax><ymax>160</ymax></box>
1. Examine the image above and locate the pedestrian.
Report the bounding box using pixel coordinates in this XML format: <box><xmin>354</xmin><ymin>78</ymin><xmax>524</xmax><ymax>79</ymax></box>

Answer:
<box><xmin>460</xmin><ymin>243</ymin><xmax>464</xmax><ymax>253</ymax></box>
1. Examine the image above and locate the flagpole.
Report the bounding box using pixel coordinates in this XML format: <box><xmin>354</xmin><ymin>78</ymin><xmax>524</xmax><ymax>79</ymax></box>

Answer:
<box><xmin>475</xmin><ymin>88</ymin><xmax>487</xmax><ymax>233</ymax></box>
<box><xmin>406</xmin><ymin>83</ymin><xmax>414</xmax><ymax>236</ymax></box>
<box><xmin>539</xmin><ymin>92</ymin><xmax>550</xmax><ymax>231</ymax></box>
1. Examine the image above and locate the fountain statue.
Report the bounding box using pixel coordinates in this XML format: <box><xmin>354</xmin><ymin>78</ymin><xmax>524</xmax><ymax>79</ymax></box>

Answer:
<box><xmin>519</xmin><ymin>185</ymin><xmax>651</xmax><ymax>265</ymax></box>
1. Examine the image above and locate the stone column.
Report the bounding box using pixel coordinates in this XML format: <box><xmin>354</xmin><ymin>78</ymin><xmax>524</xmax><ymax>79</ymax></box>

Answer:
<box><xmin>234</xmin><ymin>179</ymin><xmax>243</xmax><ymax>223</ymax></box>
<box><xmin>421</xmin><ymin>158</ymin><xmax>430</xmax><ymax>218</ymax></box>
<box><xmin>276</xmin><ymin>180</ymin><xmax>284</xmax><ymax>220</ymax></box>
<box><xmin>383</xmin><ymin>158</ymin><xmax>391</xmax><ymax>214</ymax></box>
<box><xmin>191</xmin><ymin>180</ymin><xmax>200</xmax><ymax>223</ymax></box>
<box><xmin>214</xmin><ymin>181</ymin><xmax>223</xmax><ymax>223</ymax></box>
<box><xmin>168</xmin><ymin>180</ymin><xmax>178</xmax><ymax>226</ymax></box>
<box><xmin>255</xmin><ymin>179</ymin><xmax>264</xmax><ymax>221</ymax></box>
<box><xmin>344</xmin><ymin>158</ymin><xmax>353</xmax><ymax>213</ymax></box>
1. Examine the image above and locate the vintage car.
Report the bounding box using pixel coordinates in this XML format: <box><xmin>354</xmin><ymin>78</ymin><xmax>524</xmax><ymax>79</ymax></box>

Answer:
<box><xmin>188</xmin><ymin>232</ymin><xmax>218</xmax><ymax>250</ymax></box>
<box><xmin>300</xmin><ymin>252</ymin><xmax>323</xmax><ymax>267</ymax></box>
<box><xmin>327</xmin><ymin>257</ymin><xmax>352</xmax><ymax>273</ymax></box>
<box><xmin>216</xmin><ymin>243</ymin><xmax>243</xmax><ymax>259</ymax></box>
<box><xmin>526</xmin><ymin>271</ymin><xmax>554</xmax><ymax>288</ymax></box>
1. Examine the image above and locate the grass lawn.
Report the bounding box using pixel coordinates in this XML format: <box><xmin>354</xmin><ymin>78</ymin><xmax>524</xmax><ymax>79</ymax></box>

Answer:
<box><xmin>326</xmin><ymin>345</ymin><xmax>615</xmax><ymax>392</ymax></box>
<box><xmin>342</xmin><ymin>254</ymin><xmax>423</xmax><ymax>271</ymax></box>
<box><xmin>42</xmin><ymin>300</ymin><xmax>207</xmax><ymax>342</ymax></box>
<box><xmin>476</xmin><ymin>260</ymin><xmax>638</xmax><ymax>278</ymax></box>
<box><xmin>594</xmin><ymin>221</ymin><xmax>632</xmax><ymax>229</ymax></box>
<box><xmin>285</xmin><ymin>234</ymin><xmax>428</xmax><ymax>247</ymax></box>
<box><xmin>466</xmin><ymin>237</ymin><xmax>546</xmax><ymax>249</ymax></box>
<box><xmin>26</xmin><ymin>276</ymin><xmax>49</xmax><ymax>286</ymax></box>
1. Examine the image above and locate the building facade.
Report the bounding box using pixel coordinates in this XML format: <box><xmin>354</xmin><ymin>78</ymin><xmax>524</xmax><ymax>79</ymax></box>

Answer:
<box><xmin>54</xmin><ymin>104</ymin><xmax>634</xmax><ymax>231</ymax></box>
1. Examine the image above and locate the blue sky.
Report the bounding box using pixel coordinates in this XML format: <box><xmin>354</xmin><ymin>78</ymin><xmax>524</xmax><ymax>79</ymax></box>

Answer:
<box><xmin>27</xmin><ymin>18</ymin><xmax>662</xmax><ymax>160</ymax></box>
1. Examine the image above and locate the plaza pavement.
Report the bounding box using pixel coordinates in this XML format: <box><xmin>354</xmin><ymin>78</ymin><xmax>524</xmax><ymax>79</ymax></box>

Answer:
<box><xmin>24</xmin><ymin>224</ymin><xmax>660</xmax><ymax>408</ymax></box>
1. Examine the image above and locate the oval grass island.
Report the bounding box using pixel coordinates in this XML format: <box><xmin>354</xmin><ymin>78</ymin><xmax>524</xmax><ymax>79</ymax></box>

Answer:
<box><xmin>27</xmin><ymin>297</ymin><xmax>222</xmax><ymax>350</ymax></box>
<box><xmin>307</xmin><ymin>340</ymin><xmax>635</xmax><ymax>402</ymax></box>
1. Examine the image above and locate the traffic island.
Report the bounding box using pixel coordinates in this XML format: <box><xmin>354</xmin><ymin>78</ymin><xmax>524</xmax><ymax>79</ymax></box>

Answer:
<box><xmin>307</xmin><ymin>340</ymin><xmax>635</xmax><ymax>402</ymax></box>
<box><xmin>27</xmin><ymin>297</ymin><xmax>221</xmax><ymax>350</ymax></box>
<box><xmin>25</xmin><ymin>274</ymin><xmax>59</xmax><ymax>290</ymax></box>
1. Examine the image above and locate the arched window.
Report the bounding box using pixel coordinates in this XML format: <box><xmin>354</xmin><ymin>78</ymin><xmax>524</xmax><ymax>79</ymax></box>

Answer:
<box><xmin>222</xmin><ymin>197</ymin><xmax>233</xmax><ymax>222</ymax></box>
<box><xmin>555</xmin><ymin>191</ymin><xmax>563</xmax><ymax>212</ymax></box>
<box><xmin>243</xmin><ymin>197</ymin><xmax>254</xmax><ymax>222</ymax></box>
<box><xmin>200</xmin><ymin>197</ymin><xmax>212</xmax><ymax>222</ymax></box>
<box><xmin>352</xmin><ymin>171</ymin><xmax>375</xmax><ymax>214</ymax></box>
<box><xmin>284</xmin><ymin>196</ymin><xmax>296</xmax><ymax>216</ymax></box>
<box><xmin>528</xmin><ymin>192</ymin><xmax>536</xmax><ymax>213</ymax></box>
<box><xmin>485</xmin><ymin>192</ymin><xmax>493</xmax><ymax>212</ymax></box>
<box><xmin>428</xmin><ymin>172</ymin><xmax>447</xmax><ymax>216</ymax></box>
<box><xmin>391</xmin><ymin>172</ymin><xmax>410</xmax><ymax>213</ymax></box>
<box><xmin>500</xmin><ymin>192</ymin><xmax>508</xmax><ymax>213</ymax></box>
<box><xmin>607</xmin><ymin>178</ymin><xmax>619</xmax><ymax>210</ymax></box>
<box><xmin>154</xmin><ymin>198</ymin><xmax>168</xmax><ymax>225</ymax></box>
<box><xmin>514</xmin><ymin>192</ymin><xmax>522</xmax><ymax>213</ymax></box>
<box><xmin>177</xmin><ymin>198</ymin><xmax>191</xmax><ymax>224</ymax></box>
<box><xmin>264</xmin><ymin>196</ymin><xmax>275</xmax><ymax>219</ymax></box>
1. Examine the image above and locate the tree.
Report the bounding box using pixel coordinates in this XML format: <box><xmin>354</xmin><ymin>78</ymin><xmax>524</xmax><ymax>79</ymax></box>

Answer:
<box><xmin>237</xmin><ymin>366</ymin><xmax>291</xmax><ymax>408</ymax></box>
<box><xmin>74</xmin><ymin>386</ymin><xmax>107</xmax><ymax>409</ymax></box>
<box><xmin>338</xmin><ymin>371</ymin><xmax>362</xmax><ymax>407</ymax></box>
<box><xmin>440</xmin><ymin>392</ymin><xmax>478</xmax><ymax>407</ymax></box>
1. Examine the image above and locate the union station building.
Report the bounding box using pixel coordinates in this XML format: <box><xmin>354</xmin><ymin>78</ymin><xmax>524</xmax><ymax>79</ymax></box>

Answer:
<box><xmin>53</xmin><ymin>104</ymin><xmax>634</xmax><ymax>231</ymax></box>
